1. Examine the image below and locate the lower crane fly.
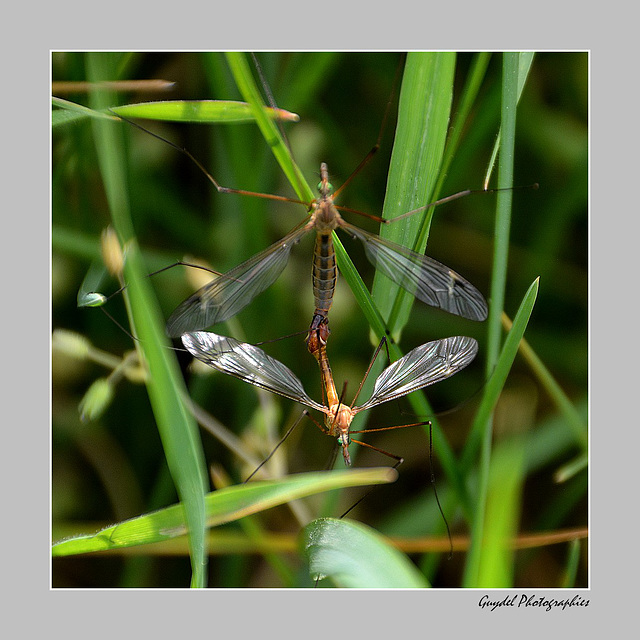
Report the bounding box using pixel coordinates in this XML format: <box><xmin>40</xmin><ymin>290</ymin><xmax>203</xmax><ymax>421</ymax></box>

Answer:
<box><xmin>181</xmin><ymin>331</ymin><xmax>478</xmax><ymax>466</ymax></box>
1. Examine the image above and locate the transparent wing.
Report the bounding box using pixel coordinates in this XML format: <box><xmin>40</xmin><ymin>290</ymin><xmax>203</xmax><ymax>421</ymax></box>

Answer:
<box><xmin>182</xmin><ymin>331</ymin><xmax>326</xmax><ymax>412</ymax></box>
<box><xmin>166</xmin><ymin>223</ymin><xmax>310</xmax><ymax>337</ymax></box>
<box><xmin>341</xmin><ymin>221</ymin><xmax>488</xmax><ymax>321</ymax></box>
<box><xmin>355</xmin><ymin>336</ymin><xmax>478</xmax><ymax>412</ymax></box>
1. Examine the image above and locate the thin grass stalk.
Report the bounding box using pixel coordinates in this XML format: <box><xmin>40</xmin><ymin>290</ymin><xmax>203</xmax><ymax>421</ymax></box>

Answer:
<box><xmin>462</xmin><ymin>53</ymin><xmax>520</xmax><ymax>588</ymax></box>
<box><xmin>86</xmin><ymin>53</ymin><xmax>209</xmax><ymax>588</ymax></box>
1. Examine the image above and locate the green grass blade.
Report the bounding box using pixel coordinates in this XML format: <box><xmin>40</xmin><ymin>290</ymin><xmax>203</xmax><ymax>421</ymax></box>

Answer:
<box><xmin>85</xmin><ymin>53</ymin><xmax>209</xmax><ymax>588</ymax></box>
<box><xmin>561</xmin><ymin>539</ymin><xmax>582</xmax><ymax>588</ymax></box>
<box><xmin>369</xmin><ymin>53</ymin><xmax>473</xmax><ymax>517</ymax></box>
<box><xmin>474</xmin><ymin>435</ymin><xmax>526</xmax><ymax>587</ymax></box>
<box><xmin>372</xmin><ymin>52</ymin><xmax>456</xmax><ymax>337</ymax></box>
<box><xmin>52</xmin><ymin>96</ymin><xmax>116</xmax><ymax>126</ymax></box>
<box><xmin>304</xmin><ymin>517</ymin><xmax>429</xmax><ymax>588</ymax></box>
<box><xmin>486</xmin><ymin>53</ymin><xmax>521</xmax><ymax>372</ymax></box>
<box><xmin>483</xmin><ymin>52</ymin><xmax>535</xmax><ymax>188</ymax></box>
<box><xmin>225</xmin><ymin>52</ymin><xmax>311</xmax><ymax>203</ymax></box>
<box><xmin>52</xmin><ymin>469</ymin><xmax>396</xmax><ymax>556</ymax></box>
<box><xmin>463</xmin><ymin>280</ymin><xmax>540</xmax><ymax>469</ymax></box>
<box><xmin>503</xmin><ymin>313</ymin><xmax>587</xmax><ymax>449</ymax></box>
<box><xmin>112</xmin><ymin>100</ymin><xmax>299</xmax><ymax>124</ymax></box>
<box><xmin>438</xmin><ymin>52</ymin><xmax>492</xmax><ymax>185</ymax></box>
<box><xmin>462</xmin><ymin>277</ymin><xmax>540</xmax><ymax>586</ymax></box>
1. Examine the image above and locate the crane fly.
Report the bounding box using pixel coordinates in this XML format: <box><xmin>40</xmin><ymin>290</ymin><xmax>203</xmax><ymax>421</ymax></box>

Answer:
<box><xmin>181</xmin><ymin>330</ymin><xmax>478</xmax><ymax>466</ymax></box>
<box><xmin>164</xmin><ymin>158</ymin><xmax>488</xmax><ymax>337</ymax></box>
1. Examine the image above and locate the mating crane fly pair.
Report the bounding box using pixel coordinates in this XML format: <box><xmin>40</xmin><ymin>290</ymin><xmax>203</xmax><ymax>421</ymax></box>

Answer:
<box><xmin>113</xmin><ymin>108</ymin><xmax>488</xmax><ymax>467</ymax></box>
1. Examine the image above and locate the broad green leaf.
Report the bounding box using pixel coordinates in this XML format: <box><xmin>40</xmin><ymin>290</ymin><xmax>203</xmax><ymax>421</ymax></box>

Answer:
<box><xmin>304</xmin><ymin>517</ymin><xmax>429</xmax><ymax>588</ymax></box>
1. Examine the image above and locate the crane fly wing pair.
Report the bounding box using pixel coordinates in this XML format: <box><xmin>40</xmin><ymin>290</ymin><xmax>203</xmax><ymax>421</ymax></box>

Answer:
<box><xmin>167</xmin><ymin>216</ymin><xmax>487</xmax><ymax>337</ymax></box>
<box><xmin>182</xmin><ymin>331</ymin><xmax>478</xmax><ymax>414</ymax></box>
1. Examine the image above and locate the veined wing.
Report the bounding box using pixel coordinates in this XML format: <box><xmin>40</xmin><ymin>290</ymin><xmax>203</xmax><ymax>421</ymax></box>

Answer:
<box><xmin>355</xmin><ymin>336</ymin><xmax>478</xmax><ymax>412</ymax></box>
<box><xmin>166</xmin><ymin>222</ymin><xmax>310</xmax><ymax>337</ymax></box>
<box><xmin>341</xmin><ymin>221</ymin><xmax>488</xmax><ymax>321</ymax></box>
<box><xmin>182</xmin><ymin>331</ymin><xmax>326</xmax><ymax>413</ymax></box>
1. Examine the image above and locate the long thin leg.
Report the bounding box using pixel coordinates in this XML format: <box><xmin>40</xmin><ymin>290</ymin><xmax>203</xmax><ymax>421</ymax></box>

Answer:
<box><xmin>244</xmin><ymin>410</ymin><xmax>310</xmax><ymax>483</ymax></box>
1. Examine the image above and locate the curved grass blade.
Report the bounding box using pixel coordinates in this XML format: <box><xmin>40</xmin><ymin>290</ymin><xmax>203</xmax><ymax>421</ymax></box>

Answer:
<box><xmin>52</xmin><ymin>469</ymin><xmax>397</xmax><ymax>557</ymax></box>
<box><xmin>304</xmin><ymin>517</ymin><xmax>429</xmax><ymax>588</ymax></box>
<box><xmin>463</xmin><ymin>278</ymin><xmax>540</xmax><ymax>470</ymax></box>
<box><xmin>85</xmin><ymin>53</ymin><xmax>209</xmax><ymax>588</ymax></box>
<box><xmin>502</xmin><ymin>311</ymin><xmax>587</xmax><ymax>449</ymax></box>
<box><xmin>225</xmin><ymin>52</ymin><xmax>311</xmax><ymax>204</ymax></box>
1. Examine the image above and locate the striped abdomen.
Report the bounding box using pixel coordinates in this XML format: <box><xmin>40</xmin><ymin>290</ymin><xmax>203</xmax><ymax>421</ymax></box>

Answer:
<box><xmin>311</xmin><ymin>231</ymin><xmax>337</xmax><ymax>319</ymax></box>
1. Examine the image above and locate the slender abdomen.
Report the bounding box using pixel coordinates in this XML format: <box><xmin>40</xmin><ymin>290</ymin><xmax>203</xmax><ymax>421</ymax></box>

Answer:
<box><xmin>311</xmin><ymin>231</ymin><xmax>337</xmax><ymax>319</ymax></box>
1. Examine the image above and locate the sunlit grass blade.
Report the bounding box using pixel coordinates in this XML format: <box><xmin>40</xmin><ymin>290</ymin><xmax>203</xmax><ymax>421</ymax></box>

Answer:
<box><xmin>53</xmin><ymin>96</ymin><xmax>298</xmax><ymax>127</ymax></box>
<box><xmin>85</xmin><ymin>53</ymin><xmax>209</xmax><ymax>588</ymax></box>
<box><xmin>474</xmin><ymin>435</ymin><xmax>525</xmax><ymax>587</ymax></box>
<box><xmin>368</xmin><ymin>53</ymin><xmax>473</xmax><ymax>516</ymax></box>
<box><xmin>304</xmin><ymin>517</ymin><xmax>429</xmax><ymax>588</ymax></box>
<box><xmin>112</xmin><ymin>100</ymin><xmax>299</xmax><ymax>124</ymax></box>
<box><xmin>52</xmin><ymin>469</ymin><xmax>397</xmax><ymax>557</ymax></box>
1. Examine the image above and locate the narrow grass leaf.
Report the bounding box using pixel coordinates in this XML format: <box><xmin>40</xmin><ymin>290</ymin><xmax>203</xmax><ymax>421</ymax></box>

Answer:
<box><xmin>86</xmin><ymin>53</ymin><xmax>209</xmax><ymax>588</ymax></box>
<box><xmin>463</xmin><ymin>278</ymin><xmax>540</xmax><ymax>470</ymax></box>
<box><xmin>475</xmin><ymin>435</ymin><xmax>526</xmax><ymax>587</ymax></box>
<box><xmin>461</xmin><ymin>277</ymin><xmax>539</xmax><ymax>587</ymax></box>
<box><xmin>561</xmin><ymin>539</ymin><xmax>582</xmax><ymax>588</ymax></box>
<box><xmin>52</xmin><ymin>96</ymin><xmax>117</xmax><ymax>126</ymax></box>
<box><xmin>483</xmin><ymin>52</ymin><xmax>536</xmax><ymax>188</ymax></box>
<box><xmin>461</xmin><ymin>56</ymin><xmax>531</xmax><ymax>587</ymax></box>
<box><xmin>112</xmin><ymin>100</ymin><xmax>299</xmax><ymax>124</ymax></box>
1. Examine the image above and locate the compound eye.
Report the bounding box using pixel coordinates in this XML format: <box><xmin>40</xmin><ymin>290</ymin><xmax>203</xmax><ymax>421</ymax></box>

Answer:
<box><xmin>317</xmin><ymin>180</ymin><xmax>333</xmax><ymax>192</ymax></box>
